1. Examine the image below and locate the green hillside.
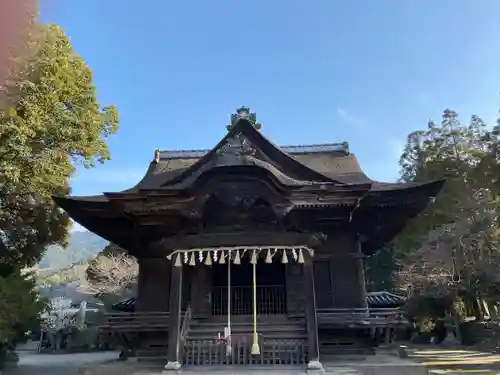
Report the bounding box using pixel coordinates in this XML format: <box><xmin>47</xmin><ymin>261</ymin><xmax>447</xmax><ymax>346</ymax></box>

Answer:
<box><xmin>38</xmin><ymin>230</ymin><xmax>108</xmax><ymax>271</ymax></box>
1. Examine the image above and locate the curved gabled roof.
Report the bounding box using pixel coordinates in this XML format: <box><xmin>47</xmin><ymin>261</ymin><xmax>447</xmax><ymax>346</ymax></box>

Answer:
<box><xmin>128</xmin><ymin>140</ymin><xmax>372</xmax><ymax>191</ymax></box>
<box><xmin>53</xmin><ymin>111</ymin><xmax>444</xmax><ymax>256</ymax></box>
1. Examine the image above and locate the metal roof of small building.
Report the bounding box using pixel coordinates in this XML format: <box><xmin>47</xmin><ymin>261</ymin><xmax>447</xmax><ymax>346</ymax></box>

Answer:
<box><xmin>366</xmin><ymin>291</ymin><xmax>406</xmax><ymax>306</ymax></box>
<box><xmin>112</xmin><ymin>291</ymin><xmax>407</xmax><ymax>312</ymax></box>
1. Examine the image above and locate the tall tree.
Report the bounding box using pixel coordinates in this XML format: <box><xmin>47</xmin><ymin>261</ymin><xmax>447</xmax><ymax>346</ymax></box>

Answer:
<box><xmin>395</xmin><ymin>110</ymin><xmax>500</xmax><ymax>301</ymax></box>
<box><xmin>0</xmin><ymin>23</ymin><xmax>119</xmax><ymax>275</ymax></box>
<box><xmin>0</xmin><ymin>22</ymin><xmax>118</xmax><ymax>356</ymax></box>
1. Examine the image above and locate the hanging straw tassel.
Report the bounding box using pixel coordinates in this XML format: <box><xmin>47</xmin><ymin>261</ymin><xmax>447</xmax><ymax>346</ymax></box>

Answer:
<box><xmin>174</xmin><ymin>253</ymin><xmax>182</xmax><ymax>267</ymax></box>
<box><xmin>189</xmin><ymin>252</ymin><xmax>196</xmax><ymax>266</ymax></box>
<box><xmin>298</xmin><ymin>248</ymin><xmax>305</xmax><ymax>264</ymax></box>
<box><xmin>219</xmin><ymin>250</ymin><xmax>226</xmax><ymax>264</ymax></box>
<box><xmin>281</xmin><ymin>249</ymin><xmax>288</xmax><ymax>264</ymax></box>
<box><xmin>233</xmin><ymin>249</ymin><xmax>241</xmax><ymax>265</ymax></box>
<box><xmin>265</xmin><ymin>249</ymin><xmax>272</xmax><ymax>264</ymax></box>
<box><xmin>205</xmin><ymin>252</ymin><xmax>212</xmax><ymax>266</ymax></box>
<box><xmin>250</xmin><ymin>250</ymin><xmax>257</xmax><ymax>265</ymax></box>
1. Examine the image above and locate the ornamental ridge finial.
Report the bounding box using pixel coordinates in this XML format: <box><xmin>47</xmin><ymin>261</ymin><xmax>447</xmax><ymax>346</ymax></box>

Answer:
<box><xmin>227</xmin><ymin>106</ymin><xmax>262</xmax><ymax>131</ymax></box>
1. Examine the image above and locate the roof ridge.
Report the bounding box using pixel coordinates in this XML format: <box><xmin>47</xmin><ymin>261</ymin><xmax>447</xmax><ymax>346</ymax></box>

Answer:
<box><xmin>158</xmin><ymin>142</ymin><xmax>349</xmax><ymax>159</ymax></box>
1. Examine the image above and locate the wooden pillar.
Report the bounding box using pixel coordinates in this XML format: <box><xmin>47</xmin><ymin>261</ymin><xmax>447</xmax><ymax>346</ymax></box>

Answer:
<box><xmin>136</xmin><ymin>258</ymin><xmax>171</xmax><ymax>312</ymax></box>
<box><xmin>165</xmin><ymin>265</ymin><xmax>183</xmax><ymax>370</ymax></box>
<box><xmin>303</xmin><ymin>252</ymin><xmax>322</xmax><ymax>370</ymax></box>
<box><xmin>355</xmin><ymin>235</ymin><xmax>368</xmax><ymax>309</ymax></box>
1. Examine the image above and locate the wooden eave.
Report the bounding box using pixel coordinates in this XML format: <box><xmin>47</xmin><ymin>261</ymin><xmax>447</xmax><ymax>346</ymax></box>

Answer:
<box><xmin>360</xmin><ymin>179</ymin><xmax>444</xmax><ymax>208</ymax></box>
<box><xmin>350</xmin><ymin>179</ymin><xmax>445</xmax><ymax>255</ymax></box>
<box><xmin>52</xmin><ymin>195</ymin><xmax>142</xmax><ymax>255</ymax></box>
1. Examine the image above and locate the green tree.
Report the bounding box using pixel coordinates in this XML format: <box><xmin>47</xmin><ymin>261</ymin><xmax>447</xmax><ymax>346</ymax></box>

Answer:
<box><xmin>395</xmin><ymin>110</ymin><xmax>500</xmax><ymax>304</ymax></box>
<box><xmin>0</xmin><ymin>270</ymin><xmax>46</xmax><ymax>346</ymax></box>
<box><xmin>0</xmin><ymin>22</ymin><xmax>118</xmax><ymax>358</ymax></box>
<box><xmin>0</xmin><ymin>23</ymin><xmax>118</xmax><ymax>274</ymax></box>
<box><xmin>365</xmin><ymin>246</ymin><xmax>396</xmax><ymax>292</ymax></box>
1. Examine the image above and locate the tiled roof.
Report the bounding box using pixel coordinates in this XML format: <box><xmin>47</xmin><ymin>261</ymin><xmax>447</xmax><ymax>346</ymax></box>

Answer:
<box><xmin>366</xmin><ymin>291</ymin><xmax>406</xmax><ymax>306</ymax></box>
<box><xmin>112</xmin><ymin>291</ymin><xmax>407</xmax><ymax>312</ymax></box>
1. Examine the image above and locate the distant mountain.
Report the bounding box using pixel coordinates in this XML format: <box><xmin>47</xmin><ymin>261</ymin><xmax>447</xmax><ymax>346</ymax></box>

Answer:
<box><xmin>38</xmin><ymin>230</ymin><xmax>108</xmax><ymax>270</ymax></box>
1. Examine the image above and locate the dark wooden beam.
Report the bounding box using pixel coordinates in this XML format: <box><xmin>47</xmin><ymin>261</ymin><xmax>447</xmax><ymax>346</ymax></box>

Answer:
<box><xmin>151</xmin><ymin>231</ymin><xmax>327</xmax><ymax>256</ymax></box>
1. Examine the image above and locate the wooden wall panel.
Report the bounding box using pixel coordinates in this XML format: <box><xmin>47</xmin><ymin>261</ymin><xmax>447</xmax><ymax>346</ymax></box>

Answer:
<box><xmin>317</xmin><ymin>232</ymin><xmax>367</xmax><ymax>308</ymax></box>
<box><xmin>313</xmin><ymin>260</ymin><xmax>333</xmax><ymax>308</ymax></box>
<box><xmin>136</xmin><ymin>257</ymin><xmax>171</xmax><ymax>312</ymax></box>
<box><xmin>285</xmin><ymin>263</ymin><xmax>305</xmax><ymax>316</ymax></box>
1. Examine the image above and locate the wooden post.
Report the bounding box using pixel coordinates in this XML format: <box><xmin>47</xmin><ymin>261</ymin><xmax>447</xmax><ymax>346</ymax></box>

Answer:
<box><xmin>303</xmin><ymin>252</ymin><xmax>322</xmax><ymax>371</ymax></box>
<box><xmin>384</xmin><ymin>327</ymin><xmax>391</xmax><ymax>344</ymax></box>
<box><xmin>165</xmin><ymin>265</ymin><xmax>183</xmax><ymax>370</ymax></box>
<box><xmin>355</xmin><ymin>235</ymin><xmax>368</xmax><ymax>309</ymax></box>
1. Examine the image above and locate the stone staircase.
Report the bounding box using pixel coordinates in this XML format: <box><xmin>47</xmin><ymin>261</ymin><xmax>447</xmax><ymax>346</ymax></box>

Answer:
<box><xmin>187</xmin><ymin>315</ymin><xmax>306</xmax><ymax>340</ymax></box>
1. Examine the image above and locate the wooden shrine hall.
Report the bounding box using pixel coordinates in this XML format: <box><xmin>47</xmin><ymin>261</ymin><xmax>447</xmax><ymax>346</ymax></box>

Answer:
<box><xmin>54</xmin><ymin>107</ymin><xmax>443</xmax><ymax>370</ymax></box>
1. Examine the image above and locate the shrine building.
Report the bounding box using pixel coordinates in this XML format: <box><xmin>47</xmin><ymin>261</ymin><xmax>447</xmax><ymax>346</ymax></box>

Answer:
<box><xmin>53</xmin><ymin>107</ymin><xmax>443</xmax><ymax>370</ymax></box>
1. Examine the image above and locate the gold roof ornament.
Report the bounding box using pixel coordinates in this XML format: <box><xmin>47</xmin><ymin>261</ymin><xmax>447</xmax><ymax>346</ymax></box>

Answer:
<box><xmin>227</xmin><ymin>106</ymin><xmax>262</xmax><ymax>131</ymax></box>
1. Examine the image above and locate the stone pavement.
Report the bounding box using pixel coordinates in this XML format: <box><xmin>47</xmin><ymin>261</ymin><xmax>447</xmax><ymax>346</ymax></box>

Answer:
<box><xmin>72</xmin><ymin>353</ymin><xmax>428</xmax><ymax>375</ymax></box>
<box><xmin>407</xmin><ymin>347</ymin><xmax>500</xmax><ymax>374</ymax></box>
<box><xmin>9</xmin><ymin>346</ymin><xmax>500</xmax><ymax>375</ymax></box>
<box><xmin>4</xmin><ymin>351</ymin><xmax>120</xmax><ymax>375</ymax></box>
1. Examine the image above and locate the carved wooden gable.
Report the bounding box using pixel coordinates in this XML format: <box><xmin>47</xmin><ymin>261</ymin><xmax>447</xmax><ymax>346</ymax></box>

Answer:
<box><xmin>201</xmin><ymin>187</ymin><xmax>280</xmax><ymax>231</ymax></box>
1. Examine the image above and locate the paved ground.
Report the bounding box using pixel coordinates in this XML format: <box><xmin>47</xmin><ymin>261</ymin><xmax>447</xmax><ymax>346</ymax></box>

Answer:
<box><xmin>53</xmin><ymin>353</ymin><xmax>428</xmax><ymax>375</ymax></box>
<box><xmin>7</xmin><ymin>345</ymin><xmax>500</xmax><ymax>375</ymax></box>
<box><xmin>3</xmin><ymin>350</ymin><xmax>120</xmax><ymax>375</ymax></box>
<box><xmin>407</xmin><ymin>347</ymin><xmax>500</xmax><ymax>374</ymax></box>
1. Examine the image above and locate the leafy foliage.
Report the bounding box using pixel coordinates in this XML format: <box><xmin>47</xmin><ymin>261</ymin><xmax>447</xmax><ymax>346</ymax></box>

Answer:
<box><xmin>0</xmin><ymin>270</ymin><xmax>46</xmax><ymax>345</ymax></box>
<box><xmin>0</xmin><ymin>23</ymin><xmax>118</xmax><ymax>275</ymax></box>
<box><xmin>365</xmin><ymin>246</ymin><xmax>397</xmax><ymax>292</ymax></box>
<box><xmin>0</xmin><ymin>20</ymin><xmax>118</xmax><ymax>360</ymax></box>
<box><xmin>395</xmin><ymin>109</ymin><xmax>500</xmax><ymax>300</ymax></box>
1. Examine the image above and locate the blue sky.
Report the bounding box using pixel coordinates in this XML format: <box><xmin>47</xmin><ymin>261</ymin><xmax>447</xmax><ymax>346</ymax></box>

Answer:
<box><xmin>40</xmin><ymin>1</ymin><xmax>500</xmax><ymax>202</ymax></box>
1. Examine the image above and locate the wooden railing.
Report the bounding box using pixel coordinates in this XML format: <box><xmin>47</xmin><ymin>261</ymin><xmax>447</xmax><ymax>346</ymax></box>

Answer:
<box><xmin>316</xmin><ymin>307</ymin><xmax>407</xmax><ymax>327</ymax></box>
<box><xmin>212</xmin><ymin>285</ymin><xmax>286</xmax><ymax>316</ymax></box>
<box><xmin>183</xmin><ymin>336</ymin><xmax>307</xmax><ymax>366</ymax></box>
<box><xmin>180</xmin><ymin>304</ymin><xmax>192</xmax><ymax>343</ymax></box>
<box><xmin>99</xmin><ymin>312</ymin><xmax>170</xmax><ymax>333</ymax></box>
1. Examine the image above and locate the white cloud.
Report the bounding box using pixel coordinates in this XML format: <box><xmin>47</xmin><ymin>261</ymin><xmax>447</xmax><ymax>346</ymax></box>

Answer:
<box><xmin>336</xmin><ymin>107</ymin><xmax>364</xmax><ymax>128</ymax></box>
